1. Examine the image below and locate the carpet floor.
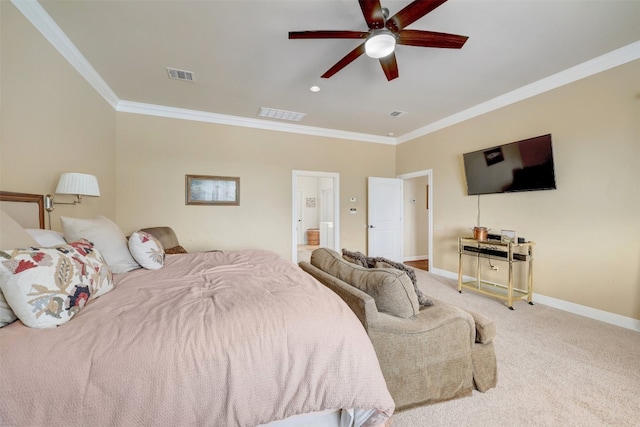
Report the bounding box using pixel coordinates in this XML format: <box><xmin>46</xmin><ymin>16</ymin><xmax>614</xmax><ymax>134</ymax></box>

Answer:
<box><xmin>390</xmin><ymin>269</ymin><xmax>640</xmax><ymax>427</ymax></box>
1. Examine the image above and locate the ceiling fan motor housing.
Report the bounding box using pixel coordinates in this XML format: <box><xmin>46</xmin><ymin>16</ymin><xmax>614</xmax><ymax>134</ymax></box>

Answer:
<box><xmin>365</xmin><ymin>29</ymin><xmax>397</xmax><ymax>58</ymax></box>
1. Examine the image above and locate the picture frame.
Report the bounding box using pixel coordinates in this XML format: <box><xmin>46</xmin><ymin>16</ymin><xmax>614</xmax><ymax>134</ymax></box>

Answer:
<box><xmin>185</xmin><ymin>175</ymin><xmax>240</xmax><ymax>206</ymax></box>
<box><xmin>501</xmin><ymin>229</ymin><xmax>517</xmax><ymax>244</ymax></box>
<box><xmin>306</xmin><ymin>197</ymin><xmax>316</xmax><ymax>208</ymax></box>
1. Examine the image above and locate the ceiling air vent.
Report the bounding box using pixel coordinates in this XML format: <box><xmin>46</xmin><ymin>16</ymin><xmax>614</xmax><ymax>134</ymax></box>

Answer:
<box><xmin>166</xmin><ymin>67</ymin><xmax>194</xmax><ymax>82</ymax></box>
<box><xmin>258</xmin><ymin>107</ymin><xmax>306</xmax><ymax>122</ymax></box>
<box><xmin>388</xmin><ymin>110</ymin><xmax>408</xmax><ymax>118</ymax></box>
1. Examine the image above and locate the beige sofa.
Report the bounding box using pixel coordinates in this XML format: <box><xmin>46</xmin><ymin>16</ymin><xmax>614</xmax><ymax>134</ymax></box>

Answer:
<box><xmin>299</xmin><ymin>248</ymin><xmax>497</xmax><ymax>411</ymax></box>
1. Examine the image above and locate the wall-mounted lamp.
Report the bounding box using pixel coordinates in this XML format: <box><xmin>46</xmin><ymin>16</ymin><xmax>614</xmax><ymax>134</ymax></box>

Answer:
<box><xmin>45</xmin><ymin>173</ymin><xmax>100</xmax><ymax>212</ymax></box>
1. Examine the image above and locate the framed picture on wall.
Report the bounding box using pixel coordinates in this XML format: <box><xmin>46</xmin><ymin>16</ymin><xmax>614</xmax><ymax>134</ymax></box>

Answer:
<box><xmin>185</xmin><ymin>175</ymin><xmax>240</xmax><ymax>206</ymax></box>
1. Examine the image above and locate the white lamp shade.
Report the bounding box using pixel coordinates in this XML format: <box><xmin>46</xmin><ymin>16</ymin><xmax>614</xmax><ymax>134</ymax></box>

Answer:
<box><xmin>55</xmin><ymin>173</ymin><xmax>100</xmax><ymax>196</ymax></box>
<box><xmin>365</xmin><ymin>30</ymin><xmax>396</xmax><ymax>59</ymax></box>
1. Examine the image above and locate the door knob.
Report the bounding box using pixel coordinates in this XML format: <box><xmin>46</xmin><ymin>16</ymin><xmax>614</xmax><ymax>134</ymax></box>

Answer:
<box><xmin>369</xmin><ymin>225</ymin><xmax>375</xmax><ymax>228</ymax></box>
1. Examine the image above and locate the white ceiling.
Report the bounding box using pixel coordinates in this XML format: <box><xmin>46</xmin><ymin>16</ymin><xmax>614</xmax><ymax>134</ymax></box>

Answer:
<box><xmin>25</xmin><ymin>0</ymin><xmax>640</xmax><ymax>142</ymax></box>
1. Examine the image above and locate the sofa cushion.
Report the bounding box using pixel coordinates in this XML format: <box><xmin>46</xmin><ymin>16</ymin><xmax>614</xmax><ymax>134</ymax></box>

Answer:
<box><xmin>342</xmin><ymin>248</ymin><xmax>432</xmax><ymax>307</ymax></box>
<box><xmin>310</xmin><ymin>248</ymin><xmax>419</xmax><ymax>318</ymax></box>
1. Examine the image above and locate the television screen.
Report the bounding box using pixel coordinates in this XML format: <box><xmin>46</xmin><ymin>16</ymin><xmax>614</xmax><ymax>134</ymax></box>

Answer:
<box><xmin>463</xmin><ymin>134</ymin><xmax>557</xmax><ymax>196</ymax></box>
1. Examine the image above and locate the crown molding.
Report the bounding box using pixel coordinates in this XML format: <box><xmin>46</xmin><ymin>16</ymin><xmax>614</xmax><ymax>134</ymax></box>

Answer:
<box><xmin>116</xmin><ymin>101</ymin><xmax>396</xmax><ymax>145</ymax></box>
<box><xmin>16</xmin><ymin>0</ymin><xmax>639</xmax><ymax>146</ymax></box>
<box><xmin>12</xmin><ymin>0</ymin><xmax>120</xmax><ymax>109</ymax></box>
<box><xmin>397</xmin><ymin>40</ymin><xmax>640</xmax><ymax>144</ymax></box>
<box><xmin>13</xmin><ymin>0</ymin><xmax>393</xmax><ymax>144</ymax></box>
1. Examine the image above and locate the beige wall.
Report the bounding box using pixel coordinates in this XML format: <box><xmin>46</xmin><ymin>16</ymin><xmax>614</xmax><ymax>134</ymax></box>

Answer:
<box><xmin>115</xmin><ymin>113</ymin><xmax>396</xmax><ymax>258</ymax></box>
<box><xmin>397</xmin><ymin>60</ymin><xmax>640</xmax><ymax>320</ymax></box>
<box><xmin>3</xmin><ymin>0</ymin><xmax>637</xmax><ymax>321</ymax></box>
<box><xmin>0</xmin><ymin>2</ymin><xmax>116</xmax><ymax>228</ymax></box>
<box><xmin>1</xmin><ymin>0</ymin><xmax>396</xmax><ymax>260</ymax></box>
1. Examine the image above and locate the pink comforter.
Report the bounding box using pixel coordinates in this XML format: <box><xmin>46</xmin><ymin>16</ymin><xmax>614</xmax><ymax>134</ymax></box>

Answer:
<box><xmin>0</xmin><ymin>250</ymin><xmax>394</xmax><ymax>426</ymax></box>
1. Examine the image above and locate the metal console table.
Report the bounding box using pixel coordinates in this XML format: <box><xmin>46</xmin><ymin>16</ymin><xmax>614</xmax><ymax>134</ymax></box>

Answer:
<box><xmin>457</xmin><ymin>237</ymin><xmax>535</xmax><ymax>309</ymax></box>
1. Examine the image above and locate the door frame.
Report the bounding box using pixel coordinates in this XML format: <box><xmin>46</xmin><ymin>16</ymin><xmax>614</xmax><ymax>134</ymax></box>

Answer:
<box><xmin>397</xmin><ymin>169</ymin><xmax>433</xmax><ymax>264</ymax></box>
<box><xmin>296</xmin><ymin>190</ymin><xmax>304</xmax><ymax>245</ymax></box>
<box><xmin>291</xmin><ymin>170</ymin><xmax>340</xmax><ymax>262</ymax></box>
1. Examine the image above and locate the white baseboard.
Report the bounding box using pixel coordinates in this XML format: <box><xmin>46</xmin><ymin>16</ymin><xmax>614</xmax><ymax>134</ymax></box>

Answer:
<box><xmin>430</xmin><ymin>268</ymin><xmax>640</xmax><ymax>332</ymax></box>
<box><xmin>404</xmin><ymin>255</ymin><xmax>429</xmax><ymax>262</ymax></box>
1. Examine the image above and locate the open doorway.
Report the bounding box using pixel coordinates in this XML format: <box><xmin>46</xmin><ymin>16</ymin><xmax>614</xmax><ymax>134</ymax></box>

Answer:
<box><xmin>291</xmin><ymin>171</ymin><xmax>340</xmax><ymax>263</ymax></box>
<box><xmin>397</xmin><ymin>170</ymin><xmax>433</xmax><ymax>271</ymax></box>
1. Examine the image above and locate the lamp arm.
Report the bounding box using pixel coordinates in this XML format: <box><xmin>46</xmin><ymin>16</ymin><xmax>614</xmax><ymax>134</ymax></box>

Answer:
<box><xmin>44</xmin><ymin>194</ymin><xmax>83</xmax><ymax>212</ymax></box>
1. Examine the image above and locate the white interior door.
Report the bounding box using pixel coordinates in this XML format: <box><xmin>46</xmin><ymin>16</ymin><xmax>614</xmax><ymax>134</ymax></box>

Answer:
<box><xmin>321</xmin><ymin>188</ymin><xmax>333</xmax><ymax>222</ymax></box>
<box><xmin>368</xmin><ymin>177</ymin><xmax>403</xmax><ymax>262</ymax></box>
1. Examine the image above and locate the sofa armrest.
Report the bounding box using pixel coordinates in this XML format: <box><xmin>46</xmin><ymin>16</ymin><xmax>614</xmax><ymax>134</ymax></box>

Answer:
<box><xmin>466</xmin><ymin>309</ymin><xmax>496</xmax><ymax>344</ymax></box>
<box><xmin>140</xmin><ymin>226</ymin><xmax>183</xmax><ymax>251</ymax></box>
<box><xmin>299</xmin><ymin>261</ymin><xmax>379</xmax><ymax>331</ymax></box>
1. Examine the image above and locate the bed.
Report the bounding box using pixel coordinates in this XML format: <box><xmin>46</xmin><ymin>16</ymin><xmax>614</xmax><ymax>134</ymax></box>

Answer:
<box><xmin>0</xmin><ymin>191</ymin><xmax>394</xmax><ymax>427</ymax></box>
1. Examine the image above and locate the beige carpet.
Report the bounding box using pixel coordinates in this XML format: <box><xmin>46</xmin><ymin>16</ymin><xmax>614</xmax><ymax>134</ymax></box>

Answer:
<box><xmin>390</xmin><ymin>270</ymin><xmax>640</xmax><ymax>427</ymax></box>
<box><xmin>297</xmin><ymin>245</ymin><xmax>319</xmax><ymax>264</ymax></box>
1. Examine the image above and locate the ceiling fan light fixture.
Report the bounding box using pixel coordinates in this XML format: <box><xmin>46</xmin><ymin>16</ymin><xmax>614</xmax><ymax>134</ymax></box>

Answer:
<box><xmin>365</xmin><ymin>29</ymin><xmax>396</xmax><ymax>59</ymax></box>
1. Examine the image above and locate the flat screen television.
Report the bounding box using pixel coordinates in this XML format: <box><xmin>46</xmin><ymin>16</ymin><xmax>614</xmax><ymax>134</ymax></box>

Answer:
<box><xmin>463</xmin><ymin>134</ymin><xmax>557</xmax><ymax>196</ymax></box>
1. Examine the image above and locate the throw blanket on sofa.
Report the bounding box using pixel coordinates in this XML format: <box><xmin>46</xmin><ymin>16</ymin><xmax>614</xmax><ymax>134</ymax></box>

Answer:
<box><xmin>341</xmin><ymin>249</ymin><xmax>433</xmax><ymax>307</ymax></box>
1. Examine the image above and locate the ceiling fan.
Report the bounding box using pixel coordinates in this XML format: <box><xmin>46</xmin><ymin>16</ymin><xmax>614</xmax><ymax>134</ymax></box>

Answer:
<box><xmin>289</xmin><ymin>0</ymin><xmax>468</xmax><ymax>81</ymax></box>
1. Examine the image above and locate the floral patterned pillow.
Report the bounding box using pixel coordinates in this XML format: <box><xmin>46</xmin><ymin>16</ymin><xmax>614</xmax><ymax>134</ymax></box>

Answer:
<box><xmin>128</xmin><ymin>231</ymin><xmax>165</xmax><ymax>270</ymax></box>
<box><xmin>0</xmin><ymin>239</ymin><xmax>113</xmax><ymax>329</ymax></box>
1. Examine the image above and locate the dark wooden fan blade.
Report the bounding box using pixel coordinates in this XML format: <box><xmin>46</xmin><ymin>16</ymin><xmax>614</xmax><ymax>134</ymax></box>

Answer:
<box><xmin>289</xmin><ymin>30</ymin><xmax>368</xmax><ymax>39</ymax></box>
<box><xmin>387</xmin><ymin>0</ymin><xmax>448</xmax><ymax>32</ymax></box>
<box><xmin>397</xmin><ymin>29</ymin><xmax>468</xmax><ymax>49</ymax></box>
<box><xmin>359</xmin><ymin>0</ymin><xmax>384</xmax><ymax>29</ymax></box>
<box><xmin>379</xmin><ymin>53</ymin><xmax>399</xmax><ymax>81</ymax></box>
<box><xmin>321</xmin><ymin>43</ymin><xmax>366</xmax><ymax>78</ymax></box>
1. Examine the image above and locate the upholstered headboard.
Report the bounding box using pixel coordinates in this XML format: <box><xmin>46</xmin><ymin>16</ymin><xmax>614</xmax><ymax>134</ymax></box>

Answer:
<box><xmin>0</xmin><ymin>192</ymin><xmax>45</xmax><ymax>229</ymax></box>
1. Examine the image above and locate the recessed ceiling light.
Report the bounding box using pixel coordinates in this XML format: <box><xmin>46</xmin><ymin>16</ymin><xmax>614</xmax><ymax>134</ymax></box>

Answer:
<box><xmin>388</xmin><ymin>132</ymin><xmax>395</xmax><ymax>137</ymax></box>
<box><xmin>310</xmin><ymin>85</ymin><xmax>321</xmax><ymax>93</ymax></box>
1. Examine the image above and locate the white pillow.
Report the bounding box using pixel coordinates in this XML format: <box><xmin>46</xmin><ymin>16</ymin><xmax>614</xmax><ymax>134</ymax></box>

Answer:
<box><xmin>0</xmin><ymin>293</ymin><xmax>17</xmax><ymax>328</ymax></box>
<box><xmin>128</xmin><ymin>230</ymin><xmax>165</xmax><ymax>270</ymax></box>
<box><xmin>25</xmin><ymin>229</ymin><xmax>67</xmax><ymax>247</ymax></box>
<box><xmin>61</xmin><ymin>215</ymin><xmax>140</xmax><ymax>274</ymax></box>
<box><xmin>0</xmin><ymin>239</ymin><xmax>113</xmax><ymax>328</ymax></box>
<box><xmin>0</xmin><ymin>210</ymin><xmax>38</xmax><ymax>327</ymax></box>
<box><xmin>0</xmin><ymin>209</ymin><xmax>38</xmax><ymax>249</ymax></box>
